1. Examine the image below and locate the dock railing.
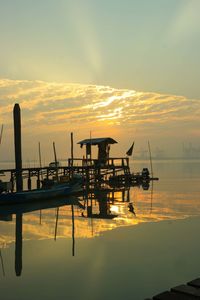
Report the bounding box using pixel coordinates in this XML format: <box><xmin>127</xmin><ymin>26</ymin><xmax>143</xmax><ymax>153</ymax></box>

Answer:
<box><xmin>68</xmin><ymin>157</ymin><xmax>129</xmax><ymax>168</ymax></box>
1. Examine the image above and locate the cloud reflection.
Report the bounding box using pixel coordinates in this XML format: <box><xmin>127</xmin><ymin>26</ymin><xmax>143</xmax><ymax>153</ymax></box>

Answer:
<box><xmin>1</xmin><ymin>184</ymin><xmax>200</xmax><ymax>249</ymax></box>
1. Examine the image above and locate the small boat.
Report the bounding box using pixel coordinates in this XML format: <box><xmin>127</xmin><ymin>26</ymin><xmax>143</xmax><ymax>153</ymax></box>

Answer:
<box><xmin>0</xmin><ymin>180</ymin><xmax>82</xmax><ymax>205</ymax></box>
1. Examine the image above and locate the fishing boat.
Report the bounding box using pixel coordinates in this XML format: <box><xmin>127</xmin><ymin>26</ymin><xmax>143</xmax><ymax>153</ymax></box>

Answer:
<box><xmin>0</xmin><ymin>179</ymin><xmax>82</xmax><ymax>205</ymax></box>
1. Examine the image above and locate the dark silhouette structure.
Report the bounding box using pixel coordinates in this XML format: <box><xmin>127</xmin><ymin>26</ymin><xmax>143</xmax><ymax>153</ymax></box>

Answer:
<box><xmin>13</xmin><ymin>104</ymin><xmax>23</xmax><ymax>192</ymax></box>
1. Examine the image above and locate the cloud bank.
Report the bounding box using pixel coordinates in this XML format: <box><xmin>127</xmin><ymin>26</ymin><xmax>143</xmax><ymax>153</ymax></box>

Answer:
<box><xmin>0</xmin><ymin>78</ymin><xmax>199</xmax><ymax>160</ymax></box>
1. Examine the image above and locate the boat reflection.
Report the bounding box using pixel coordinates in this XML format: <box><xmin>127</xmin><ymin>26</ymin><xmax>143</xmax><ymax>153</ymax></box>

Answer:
<box><xmin>0</xmin><ymin>196</ymin><xmax>84</xmax><ymax>277</ymax></box>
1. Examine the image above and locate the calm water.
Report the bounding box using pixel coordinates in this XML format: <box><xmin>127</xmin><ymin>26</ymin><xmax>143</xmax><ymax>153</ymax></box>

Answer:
<box><xmin>0</xmin><ymin>159</ymin><xmax>200</xmax><ymax>300</ymax></box>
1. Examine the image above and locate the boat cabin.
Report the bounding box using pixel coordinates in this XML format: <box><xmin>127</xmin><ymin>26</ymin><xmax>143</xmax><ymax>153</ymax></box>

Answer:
<box><xmin>78</xmin><ymin>137</ymin><xmax>117</xmax><ymax>165</ymax></box>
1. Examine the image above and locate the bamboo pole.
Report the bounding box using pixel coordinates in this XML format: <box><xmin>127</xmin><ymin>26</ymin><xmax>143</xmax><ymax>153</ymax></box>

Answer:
<box><xmin>53</xmin><ymin>142</ymin><xmax>58</xmax><ymax>182</ymax></box>
<box><xmin>70</xmin><ymin>132</ymin><xmax>74</xmax><ymax>178</ymax></box>
<box><xmin>38</xmin><ymin>142</ymin><xmax>43</xmax><ymax>180</ymax></box>
<box><xmin>71</xmin><ymin>132</ymin><xmax>73</xmax><ymax>165</ymax></box>
<box><xmin>90</xmin><ymin>130</ymin><xmax>92</xmax><ymax>161</ymax></box>
<box><xmin>148</xmin><ymin>141</ymin><xmax>153</xmax><ymax>178</ymax></box>
<box><xmin>0</xmin><ymin>124</ymin><xmax>3</xmax><ymax>145</ymax></box>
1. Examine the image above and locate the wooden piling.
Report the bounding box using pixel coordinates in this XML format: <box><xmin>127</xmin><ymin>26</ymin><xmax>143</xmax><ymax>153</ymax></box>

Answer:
<box><xmin>10</xmin><ymin>173</ymin><xmax>14</xmax><ymax>192</ymax></box>
<box><xmin>13</xmin><ymin>104</ymin><xmax>23</xmax><ymax>191</ymax></box>
<box><xmin>27</xmin><ymin>176</ymin><xmax>31</xmax><ymax>190</ymax></box>
<box><xmin>37</xmin><ymin>171</ymin><xmax>40</xmax><ymax>189</ymax></box>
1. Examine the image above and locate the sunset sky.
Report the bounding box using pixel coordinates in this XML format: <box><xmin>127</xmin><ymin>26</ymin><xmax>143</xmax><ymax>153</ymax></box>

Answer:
<box><xmin>0</xmin><ymin>0</ymin><xmax>200</xmax><ymax>162</ymax></box>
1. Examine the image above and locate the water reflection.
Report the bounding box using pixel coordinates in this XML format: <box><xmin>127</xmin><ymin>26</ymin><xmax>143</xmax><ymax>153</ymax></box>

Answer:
<box><xmin>0</xmin><ymin>159</ymin><xmax>200</xmax><ymax>279</ymax></box>
<box><xmin>0</xmin><ymin>185</ymin><xmax>141</xmax><ymax>276</ymax></box>
<box><xmin>0</xmin><ymin>196</ymin><xmax>84</xmax><ymax>276</ymax></box>
<box><xmin>1</xmin><ymin>160</ymin><xmax>200</xmax><ymax>300</ymax></box>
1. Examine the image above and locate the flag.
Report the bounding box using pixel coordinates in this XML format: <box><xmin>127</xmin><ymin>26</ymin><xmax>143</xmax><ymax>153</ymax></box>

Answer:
<box><xmin>126</xmin><ymin>142</ymin><xmax>134</xmax><ymax>156</ymax></box>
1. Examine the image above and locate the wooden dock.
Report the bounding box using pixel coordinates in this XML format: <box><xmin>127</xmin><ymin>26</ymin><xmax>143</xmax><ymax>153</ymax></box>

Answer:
<box><xmin>0</xmin><ymin>157</ymin><xmax>131</xmax><ymax>192</ymax></box>
<box><xmin>147</xmin><ymin>278</ymin><xmax>200</xmax><ymax>299</ymax></box>
<box><xmin>0</xmin><ymin>105</ymin><xmax>154</xmax><ymax>193</ymax></box>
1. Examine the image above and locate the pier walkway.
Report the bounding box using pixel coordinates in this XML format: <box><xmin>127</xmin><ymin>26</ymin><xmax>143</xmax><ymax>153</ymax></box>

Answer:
<box><xmin>147</xmin><ymin>278</ymin><xmax>200</xmax><ymax>299</ymax></box>
<box><xmin>0</xmin><ymin>157</ymin><xmax>130</xmax><ymax>191</ymax></box>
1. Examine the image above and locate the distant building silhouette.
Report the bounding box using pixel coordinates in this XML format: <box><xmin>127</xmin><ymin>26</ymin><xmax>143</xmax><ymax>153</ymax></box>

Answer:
<box><xmin>182</xmin><ymin>142</ymin><xmax>200</xmax><ymax>158</ymax></box>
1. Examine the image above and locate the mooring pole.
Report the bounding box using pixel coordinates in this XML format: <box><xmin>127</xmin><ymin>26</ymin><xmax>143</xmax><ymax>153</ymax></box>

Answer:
<box><xmin>71</xmin><ymin>132</ymin><xmax>74</xmax><ymax>178</ymax></box>
<box><xmin>148</xmin><ymin>140</ymin><xmax>154</xmax><ymax>178</ymax></box>
<box><xmin>13</xmin><ymin>103</ymin><xmax>23</xmax><ymax>192</ymax></box>
<box><xmin>38</xmin><ymin>142</ymin><xmax>43</xmax><ymax>180</ymax></box>
<box><xmin>53</xmin><ymin>142</ymin><xmax>58</xmax><ymax>182</ymax></box>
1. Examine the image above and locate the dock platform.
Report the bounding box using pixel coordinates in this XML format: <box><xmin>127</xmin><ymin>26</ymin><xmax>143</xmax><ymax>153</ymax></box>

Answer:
<box><xmin>147</xmin><ymin>278</ymin><xmax>200</xmax><ymax>299</ymax></box>
<box><xmin>0</xmin><ymin>157</ymin><xmax>132</xmax><ymax>192</ymax></box>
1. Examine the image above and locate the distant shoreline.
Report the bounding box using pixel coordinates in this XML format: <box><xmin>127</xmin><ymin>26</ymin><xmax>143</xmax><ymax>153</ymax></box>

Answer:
<box><xmin>1</xmin><ymin>157</ymin><xmax>200</xmax><ymax>164</ymax></box>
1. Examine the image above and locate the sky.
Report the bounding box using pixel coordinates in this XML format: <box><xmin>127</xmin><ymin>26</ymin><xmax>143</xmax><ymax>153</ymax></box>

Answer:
<box><xmin>0</xmin><ymin>79</ymin><xmax>199</xmax><ymax>162</ymax></box>
<box><xmin>0</xmin><ymin>0</ymin><xmax>200</xmax><ymax>162</ymax></box>
<box><xmin>0</xmin><ymin>0</ymin><xmax>200</xmax><ymax>97</ymax></box>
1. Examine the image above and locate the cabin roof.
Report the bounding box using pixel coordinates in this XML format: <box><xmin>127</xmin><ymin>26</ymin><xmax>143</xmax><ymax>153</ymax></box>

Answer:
<box><xmin>78</xmin><ymin>137</ymin><xmax>118</xmax><ymax>146</ymax></box>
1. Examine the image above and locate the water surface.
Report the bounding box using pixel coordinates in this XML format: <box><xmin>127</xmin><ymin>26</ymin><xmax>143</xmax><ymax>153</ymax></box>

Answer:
<box><xmin>0</xmin><ymin>159</ymin><xmax>200</xmax><ymax>299</ymax></box>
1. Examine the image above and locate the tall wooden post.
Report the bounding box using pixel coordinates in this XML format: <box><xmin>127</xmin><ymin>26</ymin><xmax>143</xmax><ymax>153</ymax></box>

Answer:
<box><xmin>71</xmin><ymin>132</ymin><xmax>74</xmax><ymax>165</ymax></box>
<box><xmin>13</xmin><ymin>103</ymin><xmax>23</xmax><ymax>191</ymax></box>
<box><xmin>71</xmin><ymin>132</ymin><xmax>74</xmax><ymax>178</ymax></box>
<box><xmin>13</xmin><ymin>104</ymin><xmax>23</xmax><ymax>276</ymax></box>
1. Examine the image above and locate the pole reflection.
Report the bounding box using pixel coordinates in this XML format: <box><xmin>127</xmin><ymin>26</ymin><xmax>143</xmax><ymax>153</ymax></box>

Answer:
<box><xmin>0</xmin><ymin>183</ymin><xmax>149</xmax><ymax>276</ymax></box>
